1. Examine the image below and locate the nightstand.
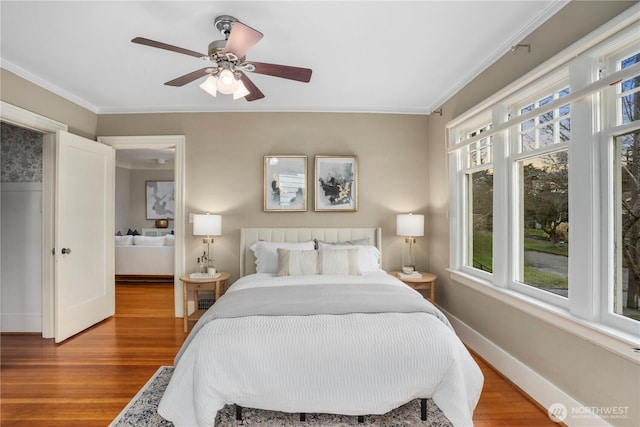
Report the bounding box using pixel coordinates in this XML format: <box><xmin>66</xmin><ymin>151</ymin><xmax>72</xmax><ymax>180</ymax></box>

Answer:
<box><xmin>180</xmin><ymin>272</ymin><xmax>230</xmax><ymax>332</ymax></box>
<box><xmin>390</xmin><ymin>271</ymin><xmax>437</xmax><ymax>302</ymax></box>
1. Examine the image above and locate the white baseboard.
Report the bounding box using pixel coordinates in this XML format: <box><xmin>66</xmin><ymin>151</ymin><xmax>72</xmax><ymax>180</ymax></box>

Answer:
<box><xmin>1</xmin><ymin>314</ymin><xmax>42</xmax><ymax>333</ymax></box>
<box><xmin>441</xmin><ymin>307</ymin><xmax>613</xmax><ymax>427</ymax></box>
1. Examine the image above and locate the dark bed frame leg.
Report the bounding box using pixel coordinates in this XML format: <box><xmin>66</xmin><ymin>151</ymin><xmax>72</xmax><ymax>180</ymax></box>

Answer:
<box><xmin>300</xmin><ymin>413</ymin><xmax>306</xmax><ymax>422</ymax></box>
<box><xmin>421</xmin><ymin>399</ymin><xmax>427</xmax><ymax>421</ymax></box>
<box><xmin>357</xmin><ymin>415</ymin><xmax>364</xmax><ymax>423</ymax></box>
<box><xmin>235</xmin><ymin>404</ymin><xmax>243</xmax><ymax>421</ymax></box>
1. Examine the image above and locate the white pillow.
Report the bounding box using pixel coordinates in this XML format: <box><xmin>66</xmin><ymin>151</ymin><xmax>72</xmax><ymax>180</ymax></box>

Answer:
<box><xmin>115</xmin><ymin>235</ymin><xmax>133</xmax><ymax>246</ymax></box>
<box><xmin>317</xmin><ymin>242</ymin><xmax>382</xmax><ymax>273</ymax></box>
<box><xmin>277</xmin><ymin>249</ymin><xmax>318</xmax><ymax>276</ymax></box>
<box><xmin>250</xmin><ymin>241</ymin><xmax>315</xmax><ymax>274</ymax></box>
<box><xmin>318</xmin><ymin>248</ymin><xmax>360</xmax><ymax>275</ymax></box>
<box><xmin>133</xmin><ymin>235</ymin><xmax>166</xmax><ymax>246</ymax></box>
<box><xmin>164</xmin><ymin>234</ymin><xmax>175</xmax><ymax>246</ymax></box>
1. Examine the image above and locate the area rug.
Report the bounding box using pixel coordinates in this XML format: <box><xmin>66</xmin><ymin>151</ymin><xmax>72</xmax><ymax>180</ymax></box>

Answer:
<box><xmin>110</xmin><ymin>366</ymin><xmax>452</xmax><ymax>427</ymax></box>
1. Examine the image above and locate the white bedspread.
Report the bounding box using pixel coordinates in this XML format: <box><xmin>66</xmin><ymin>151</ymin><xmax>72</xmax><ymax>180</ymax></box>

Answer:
<box><xmin>158</xmin><ymin>272</ymin><xmax>483</xmax><ymax>427</ymax></box>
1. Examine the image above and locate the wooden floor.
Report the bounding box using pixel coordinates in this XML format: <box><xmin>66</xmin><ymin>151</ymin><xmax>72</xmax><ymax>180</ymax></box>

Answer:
<box><xmin>1</xmin><ymin>283</ymin><xmax>556</xmax><ymax>426</ymax></box>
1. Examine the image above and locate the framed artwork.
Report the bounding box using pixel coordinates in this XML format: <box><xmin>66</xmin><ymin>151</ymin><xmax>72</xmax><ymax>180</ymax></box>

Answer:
<box><xmin>314</xmin><ymin>155</ymin><xmax>358</xmax><ymax>211</ymax></box>
<box><xmin>264</xmin><ymin>155</ymin><xmax>308</xmax><ymax>212</ymax></box>
<box><xmin>146</xmin><ymin>180</ymin><xmax>175</xmax><ymax>219</ymax></box>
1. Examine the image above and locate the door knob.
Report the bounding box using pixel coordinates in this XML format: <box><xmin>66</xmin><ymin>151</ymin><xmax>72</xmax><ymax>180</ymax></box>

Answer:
<box><xmin>61</xmin><ymin>248</ymin><xmax>71</xmax><ymax>254</ymax></box>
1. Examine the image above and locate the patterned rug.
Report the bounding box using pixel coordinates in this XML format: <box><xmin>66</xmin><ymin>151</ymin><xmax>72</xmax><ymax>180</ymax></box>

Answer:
<box><xmin>110</xmin><ymin>366</ymin><xmax>452</xmax><ymax>427</ymax></box>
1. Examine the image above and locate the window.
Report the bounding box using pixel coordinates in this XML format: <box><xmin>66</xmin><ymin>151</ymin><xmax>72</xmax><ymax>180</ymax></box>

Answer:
<box><xmin>463</xmin><ymin>125</ymin><xmax>494</xmax><ymax>274</ymax></box>
<box><xmin>614</xmin><ymin>130</ymin><xmax>639</xmax><ymax>321</ymax></box>
<box><xmin>513</xmin><ymin>86</ymin><xmax>571</xmax><ymax>298</ymax></box>
<box><xmin>447</xmin><ymin>9</ymin><xmax>640</xmax><ymax>342</ymax></box>
<box><xmin>468</xmin><ymin>168</ymin><xmax>494</xmax><ymax>273</ymax></box>
<box><xmin>517</xmin><ymin>151</ymin><xmax>568</xmax><ymax>296</ymax></box>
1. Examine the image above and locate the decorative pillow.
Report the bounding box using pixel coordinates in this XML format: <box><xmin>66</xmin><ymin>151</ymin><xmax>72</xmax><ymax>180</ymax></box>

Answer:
<box><xmin>277</xmin><ymin>249</ymin><xmax>318</xmax><ymax>276</ymax></box>
<box><xmin>317</xmin><ymin>242</ymin><xmax>382</xmax><ymax>273</ymax></box>
<box><xmin>126</xmin><ymin>229</ymin><xmax>141</xmax><ymax>236</ymax></box>
<box><xmin>115</xmin><ymin>235</ymin><xmax>133</xmax><ymax>246</ymax></box>
<box><xmin>133</xmin><ymin>235</ymin><xmax>166</xmax><ymax>246</ymax></box>
<box><xmin>250</xmin><ymin>241</ymin><xmax>316</xmax><ymax>274</ymax></box>
<box><xmin>164</xmin><ymin>234</ymin><xmax>175</xmax><ymax>246</ymax></box>
<box><xmin>315</xmin><ymin>238</ymin><xmax>370</xmax><ymax>248</ymax></box>
<box><xmin>318</xmin><ymin>248</ymin><xmax>360</xmax><ymax>275</ymax></box>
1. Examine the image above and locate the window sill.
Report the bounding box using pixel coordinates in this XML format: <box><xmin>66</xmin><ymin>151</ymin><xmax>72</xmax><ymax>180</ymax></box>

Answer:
<box><xmin>448</xmin><ymin>269</ymin><xmax>640</xmax><ymax>364</ymax></box>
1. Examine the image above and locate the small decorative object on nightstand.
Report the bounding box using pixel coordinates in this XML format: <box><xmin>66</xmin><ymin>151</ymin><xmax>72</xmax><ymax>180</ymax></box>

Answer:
<box><xmin>180</xmin><ymin>272</ymin><xmax>230</xmax><ymax>332</ymax></box>
<box><xmin>390</xmin><ymin>271</ymin><xmax>437</xmax><ymax>302</ymax></box>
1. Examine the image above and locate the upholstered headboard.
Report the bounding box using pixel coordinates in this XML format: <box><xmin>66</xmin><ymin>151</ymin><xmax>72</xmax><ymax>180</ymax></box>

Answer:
<box><xmin>240</xmin><ymin>227</ymin><xmax>382</xmax><ymax>277</ymax></box>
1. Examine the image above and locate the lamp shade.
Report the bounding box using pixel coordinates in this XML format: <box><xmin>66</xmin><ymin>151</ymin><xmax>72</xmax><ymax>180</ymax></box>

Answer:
<box><xmin>199</xmin><ymin>75</ymin><xmax>218</xmax><ymax>97</ymax></box>
<box><xmin>397</xmin><ymin>213</ymin><xmax>424</xmax><ymax>237</ymax></box>
<box><xmin>216</xmin><ymin>69</ymin><xmax>239</xmax><ymax>94</ymax></box>
<box><xmin>193</xmin><ymin>214</ymin><xmax>222</xmax><ymax>236</ymax></box>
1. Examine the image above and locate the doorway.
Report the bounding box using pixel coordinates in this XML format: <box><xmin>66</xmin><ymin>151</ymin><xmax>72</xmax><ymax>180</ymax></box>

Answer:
<box><xmin>0</xmin><ymin>122</ymin><xmax>45</xmax><ymax>332</ymax></box>
<box><xmin>98</xmin><ymin>135</ymin><xmax>185</xmax><ymax>318</ymax></box>
<box><xmin>1</xmin><ymin>101</ymin><xmax>68</xmax><ymax>337</ymax></box>
<box><xmin>0</xmin><ymin>102</ymin><xmax>187</xmax><ymax>338</ymax></box>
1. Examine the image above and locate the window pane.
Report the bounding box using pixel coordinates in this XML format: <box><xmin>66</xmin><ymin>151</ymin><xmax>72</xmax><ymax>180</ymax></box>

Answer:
<box><xmin>467</xmin><ymin>136</ymin><xmax>492</xmax><ymax>167</ymax></box>
<box><xmin>614</xmin><ymin>131</ymin><xmax>639</xmax><ymax>321</ymax></box>
<box><xmin>518</xmin><ymin>87</ymin><xmax>570</xmax><ymax>152</ymax></box>
<box><xmin>519</xmin><ymin>151</ymin><xmax>569</xmax><ymax>296</ymax></box>
<box><xmin>540</xmin><ymin>123</ymin><xmax>555</xmax><ymax>147</ymax></box>
<box><xmin>467</xmin><ymin>169</ymin><xmax>493</xmax><ymax>272</ymax></box>
<box><xmin>620</xmin><ymin>53</ymin><xmax>639</xmax><ymax>124</ymax></box>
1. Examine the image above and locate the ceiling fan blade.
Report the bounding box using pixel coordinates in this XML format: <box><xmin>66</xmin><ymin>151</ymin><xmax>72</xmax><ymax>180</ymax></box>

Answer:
<box><xmin>223</xmin><ymin>22</ymin><xmax>263</xmax><ymax>59</ymax></box>
<box><xmin>164</xmin><ymin>68</ymin><xmax>210</xmax><ymax>87</ymax></box>
<box><xmin>132</xmin><ymin>37</ymin><xmax>206</xmax><ymax>59</ymax></box>
<box><xmin>238</xmin><ymin>71</ymin><xmax>265</xmax><ymax>101</ymax></box>
<box><xmin>246</xmin><ymin>61</ymin><xmax>312</xmax><ymax>83</ymax></box>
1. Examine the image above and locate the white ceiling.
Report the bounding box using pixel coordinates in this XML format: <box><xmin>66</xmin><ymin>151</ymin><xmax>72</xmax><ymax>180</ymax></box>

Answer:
<box><xmin>1</xmin><ymin>1</ymin><xmax>567</xmax><ymax>116</ymax></box>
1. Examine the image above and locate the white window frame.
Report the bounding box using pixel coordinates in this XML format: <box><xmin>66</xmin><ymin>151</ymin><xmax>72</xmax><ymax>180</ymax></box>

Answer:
<box><xmin>601</xmin><ymin>122</ymin><xmax>640</xmax><ymax>334</ymax></box>
<box><xmin>447</xmin><ymin>4</ymin><xmax>640</xmax><ymax>360</ymax></box>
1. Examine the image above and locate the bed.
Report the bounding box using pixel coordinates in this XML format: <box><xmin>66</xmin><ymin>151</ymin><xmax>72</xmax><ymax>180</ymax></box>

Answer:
<box><xmin>158</xmin><ymin>227</ymin><xmax>483</xmax><ymax>426</ymax></box>
<box><xmin>114</xmin><ymin>235</ymin><xmax>174</xmax><ymax>281</ymax></box>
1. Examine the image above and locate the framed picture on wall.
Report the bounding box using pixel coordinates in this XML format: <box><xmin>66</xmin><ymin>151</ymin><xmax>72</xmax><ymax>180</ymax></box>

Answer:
<box><xmin>314</xmin><ymin>155</ymin><xmax>358</xmax><ymax>211</ymax></box>
<box><xmin>146</xmin><ymin>180</ymin><xmax>175</xmax><ymax>219</ymax></box>
<box><xmin>264</xmin><ymin>155</ymin><xmax>308</xmax><ymax>212</ymax></box>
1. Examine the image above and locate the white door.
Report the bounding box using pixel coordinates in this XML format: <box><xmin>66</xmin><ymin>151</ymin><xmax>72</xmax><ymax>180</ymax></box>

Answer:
<box><xmin>54</xmin><ymin>131</ymin><xmax>115</xmax><ymax>343</ymax></box>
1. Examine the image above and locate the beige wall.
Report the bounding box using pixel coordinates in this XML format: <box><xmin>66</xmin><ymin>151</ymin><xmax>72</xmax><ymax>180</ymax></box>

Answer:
<box><xmin>427</xmin><ymin>2</ymin><xmax>639</xmax><ymax>426</ymax></box>
<box><xmin>98</xmin><ymin>112</ymin><xmax>429</xmax><ymax>279</ymax></box>
<box><xmin>1</xmin><ymin>69</ymin><xmax>97</xmax><ymax>139</ymax></box>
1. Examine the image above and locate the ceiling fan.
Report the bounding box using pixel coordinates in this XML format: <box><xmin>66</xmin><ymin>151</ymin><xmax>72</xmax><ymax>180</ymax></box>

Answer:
<box><xmin>132</xmin><ymin>15</ymin><xmax>312</xmax><ymax>101</ymax></box>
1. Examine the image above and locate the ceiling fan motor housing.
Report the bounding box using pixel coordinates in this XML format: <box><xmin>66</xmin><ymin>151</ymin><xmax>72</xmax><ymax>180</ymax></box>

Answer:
<box><xmin>208</xmin><ymin>39</ymin><xmax>226</xmax><ymax>57</ymax></box>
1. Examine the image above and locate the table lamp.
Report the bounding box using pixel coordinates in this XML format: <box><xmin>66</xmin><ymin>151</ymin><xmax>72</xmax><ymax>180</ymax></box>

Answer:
<box><xmin>397</xmin><ymin>213</ymin><xmax>424</xmax><ymax>274</ymax></box>
<box><xmin>193</xmin><ymin>213</ymin><xmax>222</xmax><ymax>272</ymax></box>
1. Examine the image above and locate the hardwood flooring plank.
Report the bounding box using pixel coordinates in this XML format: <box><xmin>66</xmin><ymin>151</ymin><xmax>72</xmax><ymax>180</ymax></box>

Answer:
<box><xmin>1</xmin><ymin>283</ymin><xmax>557</xmax><ymax>426</ymax></box>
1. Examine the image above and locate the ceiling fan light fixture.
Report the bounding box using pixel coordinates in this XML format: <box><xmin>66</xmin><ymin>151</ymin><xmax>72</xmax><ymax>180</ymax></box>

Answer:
<box><xmin>199</xmin><ymin>75</ymin><xmax>218</xmax><ymax>97</ymax></box>
<box><xmin>217</xmin><ymin>69</ymin><xmax>239</xmax><ymax>94</ymax></box>
<box><xmin>233</xmin><ymin>80</ymin><xmax>250</xmax><ymax>100</ymax></box>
